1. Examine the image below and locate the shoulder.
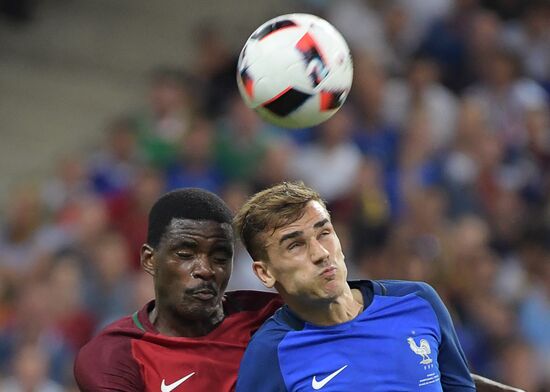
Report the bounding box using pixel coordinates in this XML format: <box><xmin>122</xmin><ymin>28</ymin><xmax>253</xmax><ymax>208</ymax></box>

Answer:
<box><xmin>371</xmin><ymin>279</ymin><xmax>449</xmax><ymax>319</ymax></box>
<box><xmin>247</xmin><ymin>305</ymin><xmax>300</xmax><ymax>351</ymax></box>
<box><xmin>372</xmin><ymin>279</ymin><xmax>440</xmax><ymax>300</ymax></box>
<box><xmin>236</xmin><ymin>307</ymin><xmax>293</xmax><ymax>391</ymax></box>
<box><xmin>349</xmin><ymin>279</ymin><xmax>440</xmax><ymax>306</ymax></box>
<box><xmin>373</xmin><ymin>279</ymin><xmax>459</xmax><ymax>332</ymax></box>
<box><xmin>234</xmin><ymin>303</ymin><xmax>298</xmax><ymax>359</ymax></box>
<box><xmin>74</xmin><ymin>315</ymin><xmax>145</xmax><ymax>391</ymax></box>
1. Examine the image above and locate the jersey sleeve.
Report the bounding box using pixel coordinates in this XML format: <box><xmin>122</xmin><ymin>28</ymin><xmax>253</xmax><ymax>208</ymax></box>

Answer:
<box><xmin>414</xmin><ymin>282</ymin><xmax>476</xmax><ymax>391</ymax></box>
<box><xmin>74</xmin><ymin>333</ymin><xmax>144</xmax><ymax>392</ymax></box>
<box><xmin>236</xmin><ymin>321</ymin><xmax>288</xmax><ymax>392</ymax></box>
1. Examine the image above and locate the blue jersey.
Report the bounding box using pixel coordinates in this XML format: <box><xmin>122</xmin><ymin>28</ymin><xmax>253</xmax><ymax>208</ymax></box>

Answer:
<box><xmin>236</xmin><ymin>280</ymin><xmax>475</xmax><ymax>391</ymax></box>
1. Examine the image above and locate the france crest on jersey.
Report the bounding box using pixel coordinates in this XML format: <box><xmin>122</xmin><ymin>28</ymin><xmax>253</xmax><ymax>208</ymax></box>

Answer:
<box><xmin>236</xmin><ymin>280</ymin><xmax>475</xmax><ymax>392</ymax></box>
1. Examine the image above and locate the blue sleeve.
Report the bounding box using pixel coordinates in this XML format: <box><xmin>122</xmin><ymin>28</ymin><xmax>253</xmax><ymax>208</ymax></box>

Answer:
<box><xmin>415</xmin><ymin>282</ymin><xmax>476</xmax><ymax>391</ymax></box>
<box><xmin>236</xmin><ymin>323</ymin><xmax>288</xmax><ymax>392</ymax></box>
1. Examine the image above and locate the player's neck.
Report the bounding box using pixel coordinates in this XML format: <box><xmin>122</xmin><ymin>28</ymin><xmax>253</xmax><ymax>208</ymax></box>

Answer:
<box><xmin>288</xmin><ymin>287</ymin><xmax>364</xmax><ymax>326</ymax></box>
<box><xmin>149</xmin><ymin>305</ymin><xmax>224</xmax><ymax>337</ymax></box>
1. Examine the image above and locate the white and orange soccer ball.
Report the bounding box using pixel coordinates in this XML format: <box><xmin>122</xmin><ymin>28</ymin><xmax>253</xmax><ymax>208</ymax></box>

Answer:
<box><xmin>237</xmin><ymin>13</ymin><xmax>353</xmax><ymax>129</ymax></box>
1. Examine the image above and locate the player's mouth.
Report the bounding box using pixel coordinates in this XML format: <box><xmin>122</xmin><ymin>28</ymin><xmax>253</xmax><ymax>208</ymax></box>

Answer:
<box><xmin>320</xmin><ymin>266</ymin><xmax>337</xmax><ymax>279</ymax></box>
<box><xmin>189</xmin><ymin>288</ymin><xmax>217</xmax><ymax>301</ymax></box>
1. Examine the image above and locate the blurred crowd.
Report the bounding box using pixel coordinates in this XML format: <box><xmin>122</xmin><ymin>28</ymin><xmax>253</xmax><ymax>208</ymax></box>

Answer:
<box><xmin>1</xmin><ymin>0</ymin><xmax>550</xmax><ymax>390</ymax></box>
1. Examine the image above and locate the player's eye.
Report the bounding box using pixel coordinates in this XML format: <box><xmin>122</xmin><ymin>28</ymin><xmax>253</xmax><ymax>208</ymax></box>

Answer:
<box><xmin>212</xmin><ymin>254</ymin><xmax>231</xmax><ymax>263</ymax></box>
<box><xmin>176</xmin><ymin>252</ymin><xmax>194</xmax><ymax>260</ymax></box>
<box><xmin>317</xmin><ymin>229</ymin><xmax>331</xmax><ymax>240</ymax></box>
<box><xmin>287</xmin><ymin>241</ymin><xmax>303</xmax><ymax>251</ymax></box>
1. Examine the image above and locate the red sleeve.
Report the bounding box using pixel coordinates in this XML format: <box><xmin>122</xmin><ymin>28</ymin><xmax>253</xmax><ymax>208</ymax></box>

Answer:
<box><xmin>74</xmin><ymin>328</ymin><xmax>145</xmax><ymax>391</ymax></box>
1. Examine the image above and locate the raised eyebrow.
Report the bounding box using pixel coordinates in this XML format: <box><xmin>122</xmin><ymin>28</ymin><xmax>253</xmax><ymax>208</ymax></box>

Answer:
<box><xmin>314</xmin><ymin>218</ymin><xmax>330</xmax><ymax>229</ymax></box>
<box><xmin>170</xmin><ymin>239</ymin><xmax>198</xmax><ymax>250</ymax></box>
<box><xmin>279</xmin><ymin>219</ymin><xmax>330</xmax><ymax>245</ymax></box>
<box><xmin>279</xmin><ymin>230</ymin><xmax>303</xmax><ymax>246</ymax></box>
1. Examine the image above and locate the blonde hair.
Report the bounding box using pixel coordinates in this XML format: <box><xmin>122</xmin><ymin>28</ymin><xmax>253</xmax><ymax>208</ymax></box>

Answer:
<box><xmin>233</xmin><ymin>181</ymin><xmax>325</xmax><ymax>260</ymax></box>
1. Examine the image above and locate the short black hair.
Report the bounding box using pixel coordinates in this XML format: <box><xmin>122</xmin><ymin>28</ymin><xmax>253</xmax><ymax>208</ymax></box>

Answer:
<box><xmin>147</xmin><ymin>188</ymin><xmax>233</xmax><ymax>248</ymax></box>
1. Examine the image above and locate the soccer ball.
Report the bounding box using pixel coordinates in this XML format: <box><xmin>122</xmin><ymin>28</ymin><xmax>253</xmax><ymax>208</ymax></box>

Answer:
<box><xmin>237</xmin><ymin>13</ymin><xmax>353</xmax><ymax>129</ymax></box>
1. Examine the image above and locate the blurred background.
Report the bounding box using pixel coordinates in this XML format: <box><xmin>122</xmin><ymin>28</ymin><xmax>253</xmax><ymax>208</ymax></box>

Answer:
<box><xmin>1</xmin><ymin>0</ymin><xmax>549</xmax><ymax>390</ymax></box>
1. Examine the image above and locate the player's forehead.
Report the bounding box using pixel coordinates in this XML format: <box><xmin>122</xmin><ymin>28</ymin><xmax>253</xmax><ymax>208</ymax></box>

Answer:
<box><xmin>270</xmin><ymin>201</ymin><xmax>330</xmax><ymax>239</ymax></box>
<box><xmin>161</xmin><ymin>218</ymin><xmax>234</xmax><ymax>245</ymax></box>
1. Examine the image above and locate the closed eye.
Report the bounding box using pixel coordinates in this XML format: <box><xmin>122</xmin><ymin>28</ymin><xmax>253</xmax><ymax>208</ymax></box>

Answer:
<box><xmin>318</xmin><ymin>229</ymin><xmax>332</xmax><ymax>239</ymax></box>
<box><xmin>288</xmin><ymin>241</ymin><xmax>304</xmax><ymax>251</ymax></box>
<box><xmin>212</xmin><ymin>254</ymin><xmax>231</xmax><ymax>263</ymax></box>
<box><xmin>176</xmin><ymin>251</ymin><xmax>194</xmax><ymax>260</ymax></box>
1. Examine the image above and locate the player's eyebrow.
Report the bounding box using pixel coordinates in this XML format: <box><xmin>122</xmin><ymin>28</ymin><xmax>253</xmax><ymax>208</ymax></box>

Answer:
<box><xmin>279</xmin><ymin>230</ymin><xmax>303</xmax><ymax>246</ymax></box>
<box><xmin>169</xmin><ymin>239</ymin><xmax>198</xmax><ymax>250</ymax></box>
<box><xmin>278</xmin><ymin>218</ymin><xmax>329</xmax><ymax>245</ymax></box>
<box><xmin>314</xmin><ymin>218</ymin><xmax>329</xmax><ymax>229</ymax></box>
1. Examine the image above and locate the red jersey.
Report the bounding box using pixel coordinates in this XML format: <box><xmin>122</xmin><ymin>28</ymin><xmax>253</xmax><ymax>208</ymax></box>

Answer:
<box><xmin>74</xmin><ymin>290</ymin><xmax>282</xmax><ymax>392</ymax></box>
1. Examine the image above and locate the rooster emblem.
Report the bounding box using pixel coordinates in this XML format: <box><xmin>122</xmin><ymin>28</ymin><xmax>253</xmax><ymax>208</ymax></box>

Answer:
<box><xmin>407</xmin><ymin>337</ymin><xmax>433</xmax><ymax>365</ymax></box>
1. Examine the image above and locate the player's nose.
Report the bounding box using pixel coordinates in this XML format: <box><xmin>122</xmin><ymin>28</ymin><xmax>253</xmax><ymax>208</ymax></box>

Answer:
<box><xmin>191</xmin><ymin>257</ymin><xmax>215</xmax><ymax>280</ymax></box>
<box><xmin>309</xmin><ymin>237</ymin><xmax>329</xmax><ymax>265</ymax></box>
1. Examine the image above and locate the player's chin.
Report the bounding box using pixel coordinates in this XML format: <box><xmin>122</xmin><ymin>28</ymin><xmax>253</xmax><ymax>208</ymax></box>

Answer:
<box><xmin>320</xmin><ymin>278</ymin><xmax>345</xmax><ymax>298</ymax></box>
<box><xmin>181</xmin><ymin>300</ymin><xmax>223</xmax><ymax>320</ymax></box>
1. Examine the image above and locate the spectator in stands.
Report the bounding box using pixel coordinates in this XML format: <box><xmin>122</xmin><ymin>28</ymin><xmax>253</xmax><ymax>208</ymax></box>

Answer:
<box><xmin>165</xmin><ymin>117</ymin><xmax>225</xmax><ymax>194</ymax></box>
<box><xmin>107</xmin><ymin>167</ymin><xmax>165</xmax><ymax>269</ymax></box>
<box><xmin>134</xmin><ymin>68</ymin><xmax>196</xmax><ymax>168</ymax></box>
<box><xmin>0</xmin><ymin>343</ymin><xmax>64</xmax><ymax>392</ymax></box>
<box><xmin>214</xmin><ymin>93</ymin><xmax>280</xmax><ymax>182</ymax></box>
<box><xmin>88</xmin><ymin>116</ymin><xmax>141</xmax><ymax>197</ymax></box>
<box><xmin>289</xmin><ymin>108</ymin><xmax>363</xmax><ymax>204</ymax></box>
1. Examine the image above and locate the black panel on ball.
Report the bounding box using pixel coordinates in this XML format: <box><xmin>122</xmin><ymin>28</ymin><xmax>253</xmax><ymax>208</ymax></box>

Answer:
<box><xmin>262</xmin><ymin>88</ymin><xmax>311</xmax><ymax>116</ymax></box>
<box><xmin>251</xmin><ymin>20</ymin><xmax>297</xmax><ymax>41</ymax></box>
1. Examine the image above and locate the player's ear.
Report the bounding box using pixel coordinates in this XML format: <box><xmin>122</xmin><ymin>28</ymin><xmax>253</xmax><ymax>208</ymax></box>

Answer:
<box><xmin>252</xmin><ymin>260</ymin><xmax>276</xmax><ymax>288</ymax></box>
<box><xmin>141</xmin><ymin>244</ymin><xmax>156</xmax><ymax>276</ymax></box>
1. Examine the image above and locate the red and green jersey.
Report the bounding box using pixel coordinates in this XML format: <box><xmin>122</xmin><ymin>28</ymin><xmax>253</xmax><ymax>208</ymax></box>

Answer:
<box><xmin>74</xmin><ymin>290</ymin><xmax>282</xmax><ymax>392</ymax></box>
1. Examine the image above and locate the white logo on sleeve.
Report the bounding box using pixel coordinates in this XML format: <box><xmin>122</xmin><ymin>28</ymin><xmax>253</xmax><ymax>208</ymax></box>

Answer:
<box><xmin>161</xmin><ymin>372</ymin><xmax>195</xmax><ymax>392</ymax></box>
<box><xmin>407</xmin><ymin>337</ymin><xmax>433</xmax><ymax>365</ymax></box>
<box><xmin>311</xmin><ymin>365</ymin><xmax>348</xmax><ymax>390</ymax></box>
